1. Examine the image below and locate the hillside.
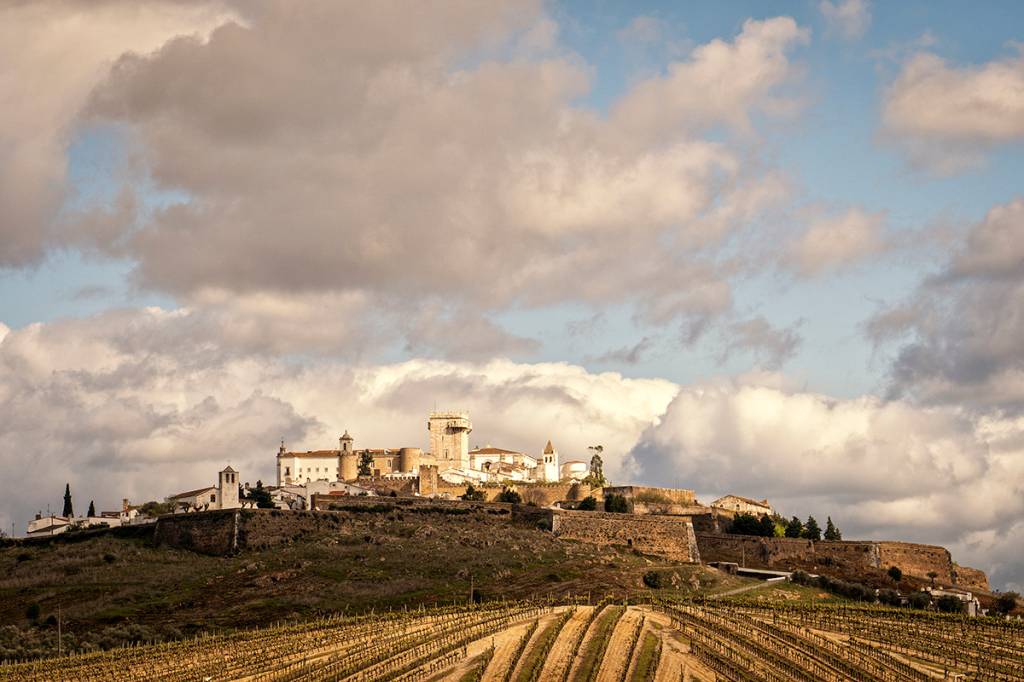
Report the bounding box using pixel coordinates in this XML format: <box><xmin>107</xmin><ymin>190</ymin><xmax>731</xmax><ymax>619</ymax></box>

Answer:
<box><xmin>0</xmin><ymin>507</ymin><xmax>735</xmax><ymax>661</ymax></box>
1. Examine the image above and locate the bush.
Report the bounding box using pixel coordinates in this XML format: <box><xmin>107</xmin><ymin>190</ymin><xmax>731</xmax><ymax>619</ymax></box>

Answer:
<box><xmin>728</xmin><ymin>513</ymin><xmax>776</xmax><ymax>537</ymax></box>
<box><xmin>16</xmin><ymin>552</ymin><xmax>31</xmax><ymax>563</ymax></box>
<box><xmin>604</xmin><ymin>494</ymin><xmax>629</xmax><ymax>513</ymax></box>
<box><xmin>577</xmin><ymin>496</ymin><xmax>597</xmax><ymax>511</ymax></box>
<box><xmin>642</xmin><ymin>571</ymin><xmax>662</xmax><ymax>589</ymax></box>
<box><xmin>936</xmin><ymin>595</ymin><xmax>965</xmax><ymax>613</ymax></box>
<box><xmin>790</xmin><ymin>570</ymin><xmax>811</xmax><ymax>586</ymax></box>
<box><xmin>995</xmin><ymin>592</ymin><xmax>1020</xmax><ymax>615</ymax></box>
<box><xmin>877</xmin><ymin>589</ymin><xmax>901</xmax><ymax>606</ymax></box>
<box><xmin>460</xmin><ymin>483</ymin><xmax>485</xmax><ymax>501</ymax></box>
<box><xmin>907</xmin><ymin>591</ymin><xmax>931</xmax><ymax>610</ymax></box>
<box><xmin>887</xmin><ymin>566</ymin><xmax>902</xmax><ymax>583</ymax></box>
<box><xmin>25</xmin><ymin>604</ymin><xmax>40</xmax><ymax>621</ymax></box>
<box><xmin>496</xmin><ymin>488</ymin><xmax>522</xmax><ymax>504</ymax></box>
<box><xmin>102</xmin><ymin>553</ymin><xmax>118</xmax><ymax>564</ymax></box>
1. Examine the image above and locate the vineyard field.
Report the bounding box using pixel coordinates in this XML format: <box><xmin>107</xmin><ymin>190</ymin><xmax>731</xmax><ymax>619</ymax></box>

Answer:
<box><xmin>3</xmin><ymin>599</ymin><xmax>1021</xmax><ymax>681</ymax></box>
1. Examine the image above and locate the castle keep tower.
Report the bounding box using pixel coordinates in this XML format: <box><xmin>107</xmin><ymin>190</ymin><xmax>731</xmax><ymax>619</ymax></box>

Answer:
<box><xmin>428</xmin><ymin>411</ymin><xmax>472</xmax><ymax>470</ymax></box>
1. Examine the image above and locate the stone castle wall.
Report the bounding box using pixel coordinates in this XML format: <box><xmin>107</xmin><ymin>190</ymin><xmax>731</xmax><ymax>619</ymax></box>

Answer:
<box><xmin>552</xmin><ymin>510</ymin><xmax>700</xmax><ymax>563</ymax></box>
<box><xmin>695</xmin><ymin>533</ymin><xmax>877</xmax><ymax>570</ymax></box>
<box><xmin>877</xmin><ymin>541</ymin><xmax>954</xmax><ymax>585</ymax></box>
<box><xmin>604</xmin><ymin>485</ymin><xmax>697</xmax><ymax>507</ymax></box>
<box><xmin>430</xmin><ymin>480</ymin><xmax>598</xmax><ymax>506</ymax></box>
<box><xmin>153</xmin><ymin>510</ymin><xmax>237</xmax><ymax>555</ymax></box>
<box><xmin>695</xmin><ymin>533</ymin><xmax>977</xmax><ymax>587</ymax></box>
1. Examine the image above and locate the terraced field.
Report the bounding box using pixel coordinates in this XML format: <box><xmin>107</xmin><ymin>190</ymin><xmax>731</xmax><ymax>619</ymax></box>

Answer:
<box><xmin>2</xmin><ymin>599</ymin><xmax>1022</xmax><ymax>681</ymax></box>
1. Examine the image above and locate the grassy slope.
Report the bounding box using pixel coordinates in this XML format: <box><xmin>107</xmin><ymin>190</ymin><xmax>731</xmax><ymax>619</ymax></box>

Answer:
<box><xmin>0</xmin><ymin>510</ymin><xmax>705</xmax><ymax>661</ymax></box>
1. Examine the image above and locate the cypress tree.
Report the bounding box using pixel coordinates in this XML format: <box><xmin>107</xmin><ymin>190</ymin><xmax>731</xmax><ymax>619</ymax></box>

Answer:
<box><xmin>802</xmin><ymin>515</ymin><xmax>821</xmax><ymax>540</ymax></box>
<box><xmin>62</xmin><ymin>483</ymin><xmax>74</xmax><ymax>518</ymax></box>
<box><xmin>87</xmin><ymin>500</ymin><xmax>96</xmax><ymax>517</ymax></box>
<box><xmin>824</xmin><ymin>516</ymin><xmax>842</xmax><ymax>541</ymax></box>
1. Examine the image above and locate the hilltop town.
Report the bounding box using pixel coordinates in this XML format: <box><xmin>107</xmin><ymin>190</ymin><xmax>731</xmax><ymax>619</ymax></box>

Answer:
<box><xmin>20</xmin><ymin>409</ymin><xmax>1002</xmax><ymax>618</ymax></box>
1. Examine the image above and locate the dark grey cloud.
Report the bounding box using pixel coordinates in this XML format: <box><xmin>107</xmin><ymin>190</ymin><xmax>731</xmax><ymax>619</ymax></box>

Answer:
<box><xmin>872</xmin><ymin>199</ymin><xmax>1024</xmax><ymax>412</ymax></box>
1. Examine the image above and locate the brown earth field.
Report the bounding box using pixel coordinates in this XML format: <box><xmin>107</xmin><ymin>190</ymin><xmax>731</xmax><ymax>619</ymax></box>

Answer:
<box><xmin>0</xmin><ymin>507</ymin><xmax>741</xmax><ymax>661</ymax></box>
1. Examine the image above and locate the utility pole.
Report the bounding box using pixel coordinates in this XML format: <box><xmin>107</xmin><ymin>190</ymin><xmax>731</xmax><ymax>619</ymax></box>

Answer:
<box><xmin>58</xmin><ymin>603</ymin><xmax>62</xmax><ymax>657</ymax></box>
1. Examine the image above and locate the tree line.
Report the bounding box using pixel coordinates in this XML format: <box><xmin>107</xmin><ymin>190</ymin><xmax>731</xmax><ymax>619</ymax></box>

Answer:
<box><xmin>728</xmin><ymin>512</ymin><xmax>842</xmax><ymax>541</ymax></box>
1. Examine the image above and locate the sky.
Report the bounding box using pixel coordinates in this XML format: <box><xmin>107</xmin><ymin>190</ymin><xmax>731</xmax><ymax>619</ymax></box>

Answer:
<box><xmin>1</xmin><ymin>0</ymin><xmax>1024</xmax><ymax>590</ymax></box>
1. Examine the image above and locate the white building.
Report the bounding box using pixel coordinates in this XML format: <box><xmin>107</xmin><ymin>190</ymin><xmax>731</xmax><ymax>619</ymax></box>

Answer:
<box><xmin>276</xmin><ymin>441</ymin><xmax>341</xmax><ymax>486</ymax></box>
<box><xmin>166</xmin><ymin>465</ymin><xmax>243</xmax><ymax>512</ymax></box>
<box><xmin>560</xmin><ymin>460</ymin><xmax>588</xmax><ymax>481</ymax></box>
<box><xmin>711</xmin><ymin>495</ymin><xmax>773</xmax><ymax>516</ymax></box>
<box><xmin>469</xmin><ymin>445</ymin><xmax>537</xmax><ymax>471</ymax></box>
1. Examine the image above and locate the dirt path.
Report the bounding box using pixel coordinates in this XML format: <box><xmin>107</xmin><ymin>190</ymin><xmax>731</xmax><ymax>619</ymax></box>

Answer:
<box><xmin>536</xmin><ymin>606</ymin><xmax>594</xmax><ymax>680</ymax></box>
<box><xmin>595</xmin><ymin>607</ymin><xmax>642</xmax><ymax>682</ymax></box>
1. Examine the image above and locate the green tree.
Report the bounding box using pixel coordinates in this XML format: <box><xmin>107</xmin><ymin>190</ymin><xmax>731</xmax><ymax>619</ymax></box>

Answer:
<box><xmin>784</xmin><ymin>516</ymin><xmax>803</xmax><ymax>538</ymax></box>
<box><xmin>358</xmin><ymin>451</ymin><xmax>374</xmax><ymax>477</ymax></box>
<box><xmin>802</xmin><ymin>516</ymin><xmax>821</xmax><ymax>541</ymax></box>
<box><xmin>62</xmin><ymin>483</ymin><xmax>74</xmax><ymax>518</ymax></box>
<box><xmin>642</xmin><ymin>571</ymin><xmax>662</xmax><ymax>588</ymax></box>
<box><xmin>927</xmin><ymin>570</ymin><xmax>939</xmax><ymax>587</ymax></box>
<box><xmin>247</xmin><ymin>480</ymin><xmax>275</xmax><ymax>509</ymax></box>
<box><xmin>577</xmin><ymin>495</ymin><xmax>597</xmax><ymax>511</ymax></box>
<box><xmin>936</xmin><ymin>595</ymin><xmax>964</xmax><ymax>614</ymax></box>
<box><xmin>995</xmin><ymin>592</ymin><xmax>1019</xmax><ymax>615</ymax></box>
<box><xmin>758</xmin><ymin>514</ymin><xmax>776</xmax><ymax>537</ymax></box>
<box><xmin>138</xmin><ymin>500</ymin><xmax>174</xmax><ymax>517</ymax></box>
<box><xmin>728</xmin><ymin>513</ymin><xmax>762</xmax><ymax>535</ymax></box>
<box><xmin>87</xmin><ymin>500</ymin><xmax>96</xmax><ymax>517</ymax></box>
<box><xmin>823</xmin><ymin>516</ymin><xmax>841</xmax><ymax>541</ymax></box>
<box><xmin>887</xmin><ymin>566</ymin><xmax>902</xmax><ymax>584</ymax></box>
<box><xmin>604</xmin><ymin>493</ymin><xmax>629</xmax><ymax>513</ymax></box>
<box><xmin>907</xmin><ymin>591</ymin><xmax>931</xmax><ymax>610</ymax></box>
<box><xmin>496</xmin><ymin>487</ymin><xmax>522</xmax><ymax>504</ymax></box>
<box><xmin>460</xmin><ymin>483</ymin><xmax>485</xmax><ymax>501</ymax></box>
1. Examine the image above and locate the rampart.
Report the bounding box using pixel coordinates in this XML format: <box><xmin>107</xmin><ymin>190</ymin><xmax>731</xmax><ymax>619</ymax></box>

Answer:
<box><xmin>430</xmin><ymin>480</ymin><xmax>598</xmax><ymax>506</ymax></box>
<box><xmin>552</xmin><ymin>510</ymin><xmax>700</xmax><ymax>563</ymax></box>
<box><xmin>877</xmin><ymin>541</ymin><xmax>954</xmax><ymax>585</ymax></box>
<box><xmin>153</xmin><ymin>501</ymin><xmax>551</xmax><ymax>556</ymax></box>
<box><xmin>695</xmin><ymin>533</ymin><xmax>976</xmax><ymax>587</ymax></box>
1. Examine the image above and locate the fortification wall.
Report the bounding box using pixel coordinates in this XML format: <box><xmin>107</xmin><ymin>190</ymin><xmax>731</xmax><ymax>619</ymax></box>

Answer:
<box><xmin>696</xmin><ymin>533</ymin><xmax>878</xmax><ymax>571</ymax></box>
<box><xmin>431</xmin><ymin>480</ymin><xmax>597</xmax><ymax>506</ymax></box>
<box><xmin>153</xmin><ymin>510</ymin><xmax>237</xmax><ymax>555</ymax></box>
<box><xmin>604</xmin><ymin>485</ymin><xmax>697</xmax><ymax>507</ymax></box>
<box><xmin>878</xmin><ymin>541</ymin><xmax>954</xmax><ymax>585</ymax></box>
<box><xmin>954</xmin><ymin>565</ymin><xmax>991</xmax><ymax>592</ymax></box>
<box><xmin>552</xmin><ymin>511</ymin><xmax>700</xmax><ymax>563</ymax></box>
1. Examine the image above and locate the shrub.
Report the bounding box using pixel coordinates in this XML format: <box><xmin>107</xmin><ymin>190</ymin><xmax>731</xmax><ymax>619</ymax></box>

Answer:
<box><xmin>25</xmin><ymin>604</ymin><xmax>40</xmax><ymax>621</ymax></box>
<box><xmin>102</xmin><ymin>553</ymin><xmax>117</xmax><ymax>564</ymax></box>
<box><xmin>496</xmin><ymin>488</ymin><xmax>521</xmax><ymax>504</ymax></box>
<box><xmin>460</xmin><ymin>483</ymin><xmax>485</xmax><ymax>501</ymax></box>
<box><xmin>577</xmin><ymin>496</ymin><xmax>597</xmax><ymax>511</ymax></box>
<box><xmin>642</xmin><ymin>571</ymin><xmax>662</xmax><ymax>589</ymax></box>
<box><xmin>16</xmin><ymin>552</ymin><xmax>31</xmax><ymax>563</ymax></box>
<box><xmin>936</xmin><ymin>595</ymin><xmax>965</xmax><ymax>613</ymax></box>
<box><xmin>878</xmin><ymin>589</ymin><xmax>901</xmax><ymax>606</ymax></box>
<box><xmin>995</xmin><ymin>592</ymin><xmax>1020</xmax><ymax>615</ymax></box>
<box><xmin>604</xmin><ymin>494</ymin><xmax>629</xmax><ymax>513</ymax></box>
<box><xmin>887</xmin><ymin>566</ymin><xmax>902</xmax><ymax>583</ymax></box>
<box><xmin>790</xmin><ymin>570</ymin><xmax>811</xmax><ymax>585</ymax></box>
<box><xmin>907</xmin><ymin>591</ymin><xmax>931</xmax><ymax>610</ymax></box>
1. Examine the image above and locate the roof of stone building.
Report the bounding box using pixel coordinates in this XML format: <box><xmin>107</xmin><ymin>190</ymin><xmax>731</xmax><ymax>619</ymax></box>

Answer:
<box><xmin>543</xmin><ymin>440</ymin><xmax>555</xmax><ymax>454</ymax></box>
<box><xmin>280</xmin><ymin>449</ymin><xmax>339</xmax><ymax>459</ymax></box>
<box><xmin>168</xmin><ymin>486</ymin><xmax>217</xmax><ymax>499</ymax></box>
<box><xmin>469</xmin><ymin>446</ymin><xmax>520</xmax><ymax>455</ymax></box>
<box><xmin>222</xmin><ymin>465</ymin><xmax>237</xmax><ymax>473</ymax></box>
<box><xmin>341</xmin><ymin>430</ymin><xmax>353</xmax><ymax>440</ymax></box>
<box><xmin>713</xmin><ymin>494</ymin><xmax>770</xmax><ymax>507</ymax></box>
